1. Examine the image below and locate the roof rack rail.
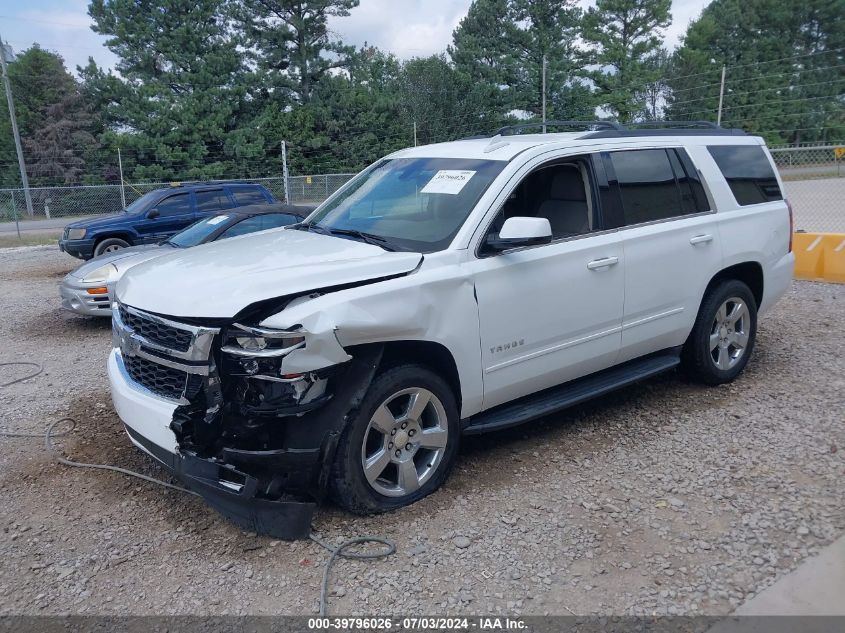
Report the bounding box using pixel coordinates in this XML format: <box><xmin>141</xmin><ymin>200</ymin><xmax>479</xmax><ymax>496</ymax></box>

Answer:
<box><xmin>627</xmin><ymin>120</ymin><xmax>720</xmax><ymax>129</ymax></box>
<box><xmin>582</xmin><ymin>120</ymin><xmax>748</xmax><ymax>138</ymax></box>
<box><xmin>495</xmin><ymin>120</ymin><xmax>625</xmax><ymax>136</ymax></box>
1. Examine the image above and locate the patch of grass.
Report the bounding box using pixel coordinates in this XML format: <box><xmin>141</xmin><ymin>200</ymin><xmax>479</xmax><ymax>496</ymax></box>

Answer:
<box><xmin>0</xmin><ymin>235</ymin><xmax>59</xmax><ymax>249</ymax></box>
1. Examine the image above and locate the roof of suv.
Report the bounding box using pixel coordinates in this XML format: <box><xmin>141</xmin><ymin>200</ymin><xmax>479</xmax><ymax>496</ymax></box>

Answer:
<box><xmin>163</xmin><ymin>181</ymin><xmax>270</xmax><ymax>192</ymax></box>
<box><xmin>393</xmin><ymin>125</ymin><xmax>761</xmax><ymax>162</ymax></box>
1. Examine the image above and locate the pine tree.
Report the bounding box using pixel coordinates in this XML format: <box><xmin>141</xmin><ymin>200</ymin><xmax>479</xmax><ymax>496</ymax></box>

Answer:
<box><xmin>0</xmin><ymin>45</ymin><xmax>99</xmax><ymax>188</ymax></box>
<box><xmin>666</xmin><ymin>0</ymin><xmax>844</xmax><ymax>144</ymax></box>
<box><xmin>582</xmin><ymin>0</ymin><xmax>672</xmax><ymax>122</ymax></box>
<box><xmin>450</xmin><ymin>0</ymin><xmax>588</xmax><ymax>123</ymax></box>
<box><xmin>234</xmin><ymin>0</ymin><xmax>359</xmax><ymax>105</ymax></box>
<box><xmin>87</xmin><ymin>0</ymin><xmax>253</xmax><ymax>181</ymax></box>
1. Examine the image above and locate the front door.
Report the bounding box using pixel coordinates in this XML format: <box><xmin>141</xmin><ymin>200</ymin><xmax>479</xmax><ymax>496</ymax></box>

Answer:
<box><xmin>468</xmin><ymin>156</ymin><xmax>625</xmax><ymax>410</ymax></box>
<box><xmin>136</xmin><ymin>192</ymin><xmax>195</xmax><ymax>243</ymax></box>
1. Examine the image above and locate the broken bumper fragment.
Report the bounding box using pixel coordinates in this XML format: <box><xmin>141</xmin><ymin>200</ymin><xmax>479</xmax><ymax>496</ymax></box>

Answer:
<box><xmin>125</xmin><ymin>424</ymin><xmax>318</xmax><ymax>539</ymax></box>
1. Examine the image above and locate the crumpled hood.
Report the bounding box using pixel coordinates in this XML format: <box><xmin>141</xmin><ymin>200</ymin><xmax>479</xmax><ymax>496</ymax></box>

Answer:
<box><xmin>116</xmin><ymin>228</ymin><xmax>423</xmax><ymax>319</ymax></box>
<box><xmin>68</xmin><ymin>245</ymin><xmax>163</xmax><ymax>279</ymax></box>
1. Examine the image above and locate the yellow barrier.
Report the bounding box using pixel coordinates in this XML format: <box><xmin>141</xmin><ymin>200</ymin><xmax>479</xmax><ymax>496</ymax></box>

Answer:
<box><xmin>793</xmin><ymin>232</ymin><xmax>845</xmax><ymax>284</ymax></box>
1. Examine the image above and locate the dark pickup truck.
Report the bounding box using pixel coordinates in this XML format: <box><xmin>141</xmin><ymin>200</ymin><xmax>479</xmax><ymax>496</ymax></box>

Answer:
<box><xmin>59</xmin><ymin>182</ymin><xmax>276</xmax><ymax>259</ymax></box>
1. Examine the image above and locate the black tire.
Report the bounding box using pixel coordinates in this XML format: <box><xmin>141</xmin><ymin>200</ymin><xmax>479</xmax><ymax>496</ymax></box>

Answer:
<box><xmin>330</xmin><ymin>364</ymin><xmax>460</xmax><ymax>515</ymax></box>
<box><xmin>682</xmin><ymin>279</ymin><xmax>758</xmax><ymax>385</ymax></box>
<box><xmin>93</xmin><ymin>237</ymin><xmax>130</xmax><ymax>257</ymax></box>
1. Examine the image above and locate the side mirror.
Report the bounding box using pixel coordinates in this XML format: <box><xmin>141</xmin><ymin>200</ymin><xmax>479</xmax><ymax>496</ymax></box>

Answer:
<box><xmin>485</xmin><ymin>217</ymin><xmax>552</xmax><ymax>252</ymax></box>
<box><xmin>146</xmin><ymin>209</ymin><xmax>160</xmax><ymax>219</ymax></box>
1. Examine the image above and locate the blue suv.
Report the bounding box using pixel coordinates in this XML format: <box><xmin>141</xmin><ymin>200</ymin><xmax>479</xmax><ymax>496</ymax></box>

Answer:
<box><xmin>59</xmin><ymin>182</ymin><xmax>276</xmax><ymax>259</ymax></box>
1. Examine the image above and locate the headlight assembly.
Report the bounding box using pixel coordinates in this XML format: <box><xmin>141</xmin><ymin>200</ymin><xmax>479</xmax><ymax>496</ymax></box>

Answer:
<box><xmin>81</xmin><ymin>263</ymin><xmax>118</xmax><ymax>284</ymax></box>
<box><xmin>66</xmin><ymin>228</ymin><xmax>87</xmax><ymax>240</ymax></box>
<box><xmin>221</xmin><ymin>323</ymin><xmax>305</xmax><ymax>357</ymax></box>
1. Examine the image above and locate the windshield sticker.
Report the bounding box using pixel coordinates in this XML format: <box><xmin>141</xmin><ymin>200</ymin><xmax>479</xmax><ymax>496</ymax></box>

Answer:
<box><xmin>420</xmin><ymin>170</ymin><xmax>476</xmax><ymax>195</ymax></box>
<box><xmin>207</xmin><ymin>215</ymin><xmax>229</xmax><ymax>225</ymax></box>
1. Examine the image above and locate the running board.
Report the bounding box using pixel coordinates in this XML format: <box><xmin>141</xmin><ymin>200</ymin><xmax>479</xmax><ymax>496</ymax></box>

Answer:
<box><xmin>464</xmin><ymin>350</ymin><xmax>681</xmax><ymax>435</ymax></box>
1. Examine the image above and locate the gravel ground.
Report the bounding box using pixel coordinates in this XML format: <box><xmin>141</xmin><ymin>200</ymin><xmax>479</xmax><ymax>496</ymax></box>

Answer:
<box><xmin>0</xmin><ymin>245</ymin><xmax>842</xmax><ymax>617</ymax></box>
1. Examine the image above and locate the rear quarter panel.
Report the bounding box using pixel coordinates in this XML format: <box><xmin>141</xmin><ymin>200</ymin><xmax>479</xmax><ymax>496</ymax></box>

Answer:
<box><xmin>687</xmin><ymin>143</ymin><xmax>793</xmax><ymax>315</ymax></box>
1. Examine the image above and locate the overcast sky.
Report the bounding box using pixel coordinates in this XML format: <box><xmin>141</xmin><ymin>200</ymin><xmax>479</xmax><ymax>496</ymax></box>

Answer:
<box><xmin>1</xmin><ymin>0</ymin><xmax>711</xmax><ymax>75</ymax></box>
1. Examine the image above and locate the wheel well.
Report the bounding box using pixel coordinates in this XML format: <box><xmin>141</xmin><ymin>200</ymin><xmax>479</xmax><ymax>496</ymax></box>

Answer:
<box><xmin>706</xmin><ymin>262</ymin><xmax>764</xmax><ymax>307</ymax></box>
<box><xmin>374</xmin><ymin>341</ymin><xmax>462</xmax><ymax>410</ymax></box>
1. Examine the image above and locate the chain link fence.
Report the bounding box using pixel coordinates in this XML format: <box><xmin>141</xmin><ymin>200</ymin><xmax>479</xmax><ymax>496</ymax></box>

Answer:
<box><xmin>1</xmin><ymin>147</ymin><xmax>843</xmax><ymax>232</ymax></box>
<box><xmin>769</xmin><ymin>144</ymin><xmax>844</xmax><ymax>233</ymax></box>
<box><xmin>0</xmin><ymin>173</ymin><xmax>356</xmax><ymax>223</ymax></box>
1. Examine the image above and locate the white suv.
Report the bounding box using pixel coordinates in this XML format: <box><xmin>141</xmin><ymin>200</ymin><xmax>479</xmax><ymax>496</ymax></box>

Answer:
<box><xmin>108</xmin><ymin>122</ymin><xmax>794</xmax><ymax>539</ymax></box>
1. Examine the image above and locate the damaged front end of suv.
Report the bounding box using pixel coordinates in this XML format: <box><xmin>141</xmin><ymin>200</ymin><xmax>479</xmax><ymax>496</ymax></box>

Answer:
<box><xmin>112</xmin><ymin>300</ymin><xmax>383</xmax><ymax>539</ymax></box>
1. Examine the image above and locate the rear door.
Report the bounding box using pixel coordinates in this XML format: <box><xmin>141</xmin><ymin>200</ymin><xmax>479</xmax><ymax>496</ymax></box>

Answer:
<box><xmin>604</xmin><ymin>148</ymin><xmax>724</xmax><ymax>362</ymax></box>
<box><xmin>134</xmin><ymin>192</ymin><xmax>195</xmax><ymax>243</ymax></box>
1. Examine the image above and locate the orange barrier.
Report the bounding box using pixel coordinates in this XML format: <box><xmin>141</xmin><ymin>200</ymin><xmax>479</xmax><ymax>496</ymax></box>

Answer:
<box><xmin>793</xmin><ymin>233</ymin><xmax>845</xmax><ymax>283</ymax></box>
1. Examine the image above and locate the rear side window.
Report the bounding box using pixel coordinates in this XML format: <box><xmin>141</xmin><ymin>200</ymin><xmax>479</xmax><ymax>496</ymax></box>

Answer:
<box><xmin>195</xmin><ymin>189</ymin><xmax>233</xmax><ymax>212</ymax></box>
<box><xmin>707</xmin><ymin>145</ymin><xmax>782</xmax><ymax>206</ymax></box>
<box><xmin>610</xmin><ymin>149</ymin><xmax>707</xmax><ymax>225</ymax></box>
<box><xmin>219</xmin><ymin>213</ymin><xmax>297</xmax><ymax>239</ymax></box>
<box><xmin>231</xmin><ymin>187</ymin><xmax>268</xmax><ymax>205</ymax></box>
<box><xmin>260</xmin><ymin>213</ymin><xmax>299</xmax><ymax>229</ymax></box>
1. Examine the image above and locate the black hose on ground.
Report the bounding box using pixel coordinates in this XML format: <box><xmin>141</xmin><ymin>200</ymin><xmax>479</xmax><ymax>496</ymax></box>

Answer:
<box><xmin>1</xmin><ymin>361</ymin><xmax>397</xmax><ymax>616</ymax></box>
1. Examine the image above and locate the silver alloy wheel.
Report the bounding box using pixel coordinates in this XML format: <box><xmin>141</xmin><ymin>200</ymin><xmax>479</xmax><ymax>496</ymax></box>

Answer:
<box><xmin>360</xmin><ymin>387</ymin><xmax>449</xmax><ymax>498</ymax></box>
<box><xmin>709</xmin><ymin>297</ymin><xmax>750</xmax><ymax>370</ymax></box>
<box><xmin>103</xmin><ymin>243</ymin><xmax>124</xmax><ymax>253</ymax></box>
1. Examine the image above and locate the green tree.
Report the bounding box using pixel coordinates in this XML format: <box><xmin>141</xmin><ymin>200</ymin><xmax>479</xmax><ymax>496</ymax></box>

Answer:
<box><xmin>449</xmin><ymin>0</ymin><xmax>516</xmax><ymax>114</ymax></box>
<box><xmin>254</xmin><ymin>45</ymin><xmax>405</xmax><ymax>175</ymax></box>
<box><xmin>0</xmin><ymin>45</ymin><xmax>99</xmax><ymax>188</ymax></box>
<box><xmin>234</xmin><ymin>0</ymin><xmax>359</xmax><ymax>105</ymax></box>
<box><xmin>87</xmin><ymin>0</ymin><xmax>254</xmax><ymax>181</ymax></box>
<box><xmin>510</xmin><ymin>0</ymin><xmax>584</xmax><ymax>118</ymax></box>
<box><xmin>666</xmin><ymin>0</ymin><xmax>845</xmax><ymax>144</ymax></box>
<box><xmin>582</xmin><ymin>0</ymin><xmax>672</xmax><ymax>122</ymax></box>
<box><xmin>450</xmin><ymin>0</ymin><xmax>588</xmax><ymax>123</ymax></box>
<box><xmin>397</xmin><ymin>54</ymin><xmax>497</xmax><ymax>143</ymax></box>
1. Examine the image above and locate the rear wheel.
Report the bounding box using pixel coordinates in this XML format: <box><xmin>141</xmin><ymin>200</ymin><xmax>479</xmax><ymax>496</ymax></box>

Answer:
<box><xmin>682</xmin><ymin>279</ymin><xmax>758</xmax><ymax>385</ymax></box>
<box><xmin>93</xmin><ymin>237</ymin><xmax>130</xmax><ymax>257</ymax></box>
<box><xmin>330</xmin><ymin>364</ymin><xmax>460</xmax><ymax>514</ymax></box>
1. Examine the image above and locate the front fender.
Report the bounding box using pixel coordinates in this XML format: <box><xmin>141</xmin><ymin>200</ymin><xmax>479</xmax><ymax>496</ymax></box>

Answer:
<box><xmin>260</xmin><ymin>263</ymin><xmax>484</xmax><ymax>418</ymax></box>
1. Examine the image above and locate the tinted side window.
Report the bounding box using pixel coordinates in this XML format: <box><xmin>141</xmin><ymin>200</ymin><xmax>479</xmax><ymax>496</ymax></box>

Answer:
<box><xmin>232</xmin><ymin>187</ymin><xmax>268</xmax><ymax>205</ymax></box>
<box><xmin>219</xmin><ymin>216</ymin><xmax>268</xmax><ymax>239</ymax></box>
<box><xmin>260</xmin><ymin>213</ymin><xmax>298</xmax><ymax>229</ymax></box>
<box><xmin>195</xmin><ymin>189</ymin><xmax>233</xmax><ymax>212</ymax></box>
<box><xmin>155</xmin><ymin>193</ymin><xmax>192</xmax><ymax>216</ymax></box>
<box><xmin>707</xmin><ymin>145</ymin><xmax>782</xmax><ymax>206</ymax></box>
<box><xmin>668</xmin><ymin>149</ymin><xmax>708</xmax><ymax>214</ymax></box>
<box><xmin>610</xmin><ymin>149</ymin><xmax>681</xmax><ymax>224</ymax></box>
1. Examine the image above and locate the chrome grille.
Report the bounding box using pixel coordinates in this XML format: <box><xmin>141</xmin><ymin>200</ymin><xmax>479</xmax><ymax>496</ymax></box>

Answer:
<box><xmin>124</xmin><ymin>355</ymin><xmax>187</xmax><ymax>400</ymax></box>
<box><xmin>113</xmin><ymin>302</ymin><xmax>219</xmax><ymax>402</ymax></box>
<box><xmin>119</xmin><ymin>305</ymin><xmax>193</xmax><ymax>352</ymax></box>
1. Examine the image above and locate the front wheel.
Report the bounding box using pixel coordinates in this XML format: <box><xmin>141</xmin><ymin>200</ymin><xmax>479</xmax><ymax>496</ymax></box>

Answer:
<box><xmin>330</xmin><ymin>364</ymin><xmax>460</xmax><ymax>515</ymax></box>
<box><xmin>93</xmin><ymin>237</ymin><xmax>130</xmax><ymax>257</ymax></box>
<box><xmin>682</xmin><ymin>279</ymin><xmax>758</xmax><ymax>385</ymax></box>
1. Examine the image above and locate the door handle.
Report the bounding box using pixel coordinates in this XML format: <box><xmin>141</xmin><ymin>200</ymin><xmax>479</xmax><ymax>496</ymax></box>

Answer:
<box><xmin>690</xmin><ymin>234</ymin><xmax>713</xmax><ymax>245</ymax></box>
<box><xmin>587</xmin><ymin>256</ymin><xmax>619</xmax><ymax>270</ymax></box>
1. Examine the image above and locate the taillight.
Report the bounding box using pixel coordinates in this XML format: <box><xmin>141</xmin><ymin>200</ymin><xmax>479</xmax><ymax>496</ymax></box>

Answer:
<box><xmin>786</xmin><ymin>199</ymin><xmax>794</xmax><ymax>253</ymax></box>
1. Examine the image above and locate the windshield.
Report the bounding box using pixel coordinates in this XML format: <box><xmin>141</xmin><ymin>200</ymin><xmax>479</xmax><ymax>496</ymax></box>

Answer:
<box><xmin>124</xmin><ymin>191</ymin><xmax>160</xmax><ymax>214</ymax></box>
<box><xmin>167</xmin><ymin>214</ymin><xmax>231</xmax><ymax>247</ymax></box>
<box><xmin>307</xmin><ymin>157</ymin><xmax>506</xmax><ymax>253</ymax></box>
